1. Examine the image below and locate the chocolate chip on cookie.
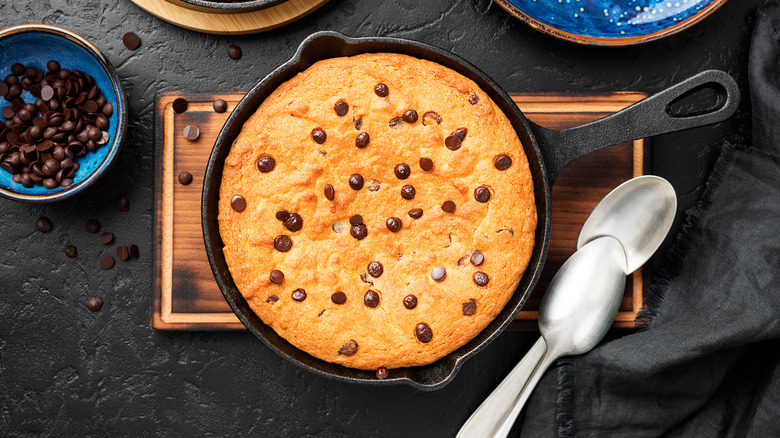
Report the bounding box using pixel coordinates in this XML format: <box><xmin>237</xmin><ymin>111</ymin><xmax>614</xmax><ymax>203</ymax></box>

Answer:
<box><xmin>441</xmin><ymin>200</ymin><xmax>456</xmax><ymax>213</ymax></box>
<box><xmin>266</xmin><ymin>295</ymin><xmax>279</xmax><ymax>303</ymax></box>
<box><xmin>473</xmin><ymin>271</ymin><xmax>489</xmax><ymax>286</ymax></box>
<box><xmin>368</xmin><ymin>261</ymin><xmax>383</xmax><ymax>278</ymax></box>
<box><xmin>276</xmin><ymin>209</ymin><xmax>290</xmax><ymax>221</ymax></box>
<box><xmin>408</xmin><ymin>208</ymin><xmax>423</xmax><ymax>219</ymax></box>
<box><xmin>350</xmin><ymin>223</ymin><xmax>368</xmax><ymax>240</ymax></box>
<box><xmin>402</xmin><ymin>109</ymin><xmax>418</xmax><ymax>123</ymax></box>
<box><xmin>386</xmin><ymin>217</ymin><xmax>402</xmax><ymax>232</ymax></box>
<box><xmin>364</xmin><ymin>290</ymin><xmax>380</xmax><ymax>308</ymax></box>
<box><xmin>334</xmin><ymin>100</ymin><xmax>349</xmax><ymax>117</ymax></box>
<box><xmin>462</xmin><ymin>299</ymin><xmax>477</xmax><ymax>316</ymax></box>
<box><xmin>324</xmin><ymin>184</ymin><xmax>335</xmax><ymax>200</ymax></box>
<box><xmin>401</xmin><ymin>185</ymin><xmax>415</xmax><ymax>200</ymax></box>
<box><xmin>376</xmin><ymin>367</ymin><xmax>389</xmax><ymax>379</ymax></box>
<box><xmin>445</xmin><ymin>135</ymin><xmax>462</xmax><ymax>151</ymax></box>
<box><xmin>474</xmin><ymin>186</ymin><xmax>491</xmax><ymax>203</ymax></box>
<box><xmin>468</xmin><ymin>93</ymin><xmax>480</xmax><ymax>105</ymax></box>
<box><xmin>349</xmin><ymin>214</ymin><xmax>364</xmax><ymax>226</ymax></box>
<box><xmin>339</xmin><ymin>340</ymin><xmax>358</xmax><ymax>356</ymax></box>
<box><xmin>274</xmin><ymin>235</ymin><xmax>292</xmax><ymax>252</ymax></box>
<box><xmin>470</xmin><ymin>250</ymin><xmax>484</xmax><ymax>266</ymax></box>
<box><xmin>269</xmin><ymin>270</ymin><xmax>284</xmax><ymax>284</ymax></box>
<box><xmin>257</xmin><ymin>155</ymin><xmax>275</xmax><ymax>172</ymax></box>
<box><xmin>284</xmin><ymin>213</ymin><xmax>303</xmax><ymax>232</ymax></box>
<box><xmin>431</xmin><ymin>267</ymin><xmax>446</xmax><ymax>282</ymax></box>
<box><xmin>311</xmin><ymin>127</ymin><xmax>327</xmax><ymax>144</ymax></box>
<box><xmin>355</xmin><ymin>132</ymin><xmax>370</xmax><ymax>148</ymax></box>
<box><xmin>415</xmin><ymin>323</ymin><xmax>433</xmax><ymax>343</ymax></box>
<box><xmin>349</xmin><ymin>174</ymin><xmax>364</xmax><ymax>190</ymax></box>
<box><xmin>331</xmin><ymin>291</ymin><xmax>347</xmax><ymax>304</ymax></box>
<box><xmin>419</xmin><ymin>157</ymin><xmax>433</xmax><ymax>171</ymax></box>
<box><xmin>292</xmin><ymin>288</ymin><xmax>307</xmax><ymax>302</ymax></box>
<box><xmin>230</xmin><ymin>195</ymin><xmax>246</xmax><ymax>212</ymax></box>
<box><xmin>388</xmin><ymin>117</ymin><xmax>404</xmax><ymax>129</ymax></box>
<box><xmin>494</xmin><ymin>154</ymin><xmax>512</xmax><ymax>170</ymax></box>
<box><xmin>403</xmin><ymin>294</ymin><xmax>418</xmax><ymax>309</ymax></box>
<box><xmin>374</xmin><ymin>83</ymin><xmax>389</xmax><ymax>97</ymax></box>
<box><xmin>394</xmin><ymin>163</ymin><xmax>411</xmax><ymax>179</ymax></box>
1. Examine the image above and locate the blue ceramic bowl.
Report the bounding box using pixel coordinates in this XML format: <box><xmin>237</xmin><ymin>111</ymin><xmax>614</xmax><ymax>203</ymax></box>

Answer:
<box><xmin>495</xmin><ymin>0</ymin><xmax>728</xmax><ymax>46</ymax></box>
<box><xmin>0</xmin><ymin>24</ymin><xmax>126</xmax><ymax>202</ymax></box>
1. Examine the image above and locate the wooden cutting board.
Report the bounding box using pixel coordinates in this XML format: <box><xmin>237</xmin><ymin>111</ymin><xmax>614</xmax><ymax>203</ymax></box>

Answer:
<box><xmin>151</xmin><ymin>92</ymin><xmax>647</xmax><ymax>331</ymax></box>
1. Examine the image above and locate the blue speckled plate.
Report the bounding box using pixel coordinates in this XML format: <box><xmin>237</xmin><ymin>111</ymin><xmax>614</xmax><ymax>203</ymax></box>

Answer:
<box><xmin>0</xmin><ymin>24</ymin><xmax>126</xmax><ymax>203</ymax></box>
<box><xmin>495</xmin><ymin>0</ymin><xmax>728</xmax><ymax>46</ymax></box>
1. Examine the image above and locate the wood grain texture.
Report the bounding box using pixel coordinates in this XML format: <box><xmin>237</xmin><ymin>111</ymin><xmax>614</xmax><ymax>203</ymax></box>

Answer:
<box><xmin>151</xmin><ymin>91</ymin><xmax>648</xmax><ymax>331</ymax></box>
<box><xmin>130</xmin><ymin>0</ymin><xmax>329</xmax><ymax>35</ymax></box>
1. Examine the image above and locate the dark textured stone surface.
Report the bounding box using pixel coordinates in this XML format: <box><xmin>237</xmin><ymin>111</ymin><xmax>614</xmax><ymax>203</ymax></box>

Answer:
<box><xmin>0</xmin><ymin>0</ymin><xmax>764</xmax><ymax>435</ymax></box>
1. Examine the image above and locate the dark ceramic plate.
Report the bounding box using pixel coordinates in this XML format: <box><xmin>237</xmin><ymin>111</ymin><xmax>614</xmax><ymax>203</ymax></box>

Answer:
<box><xmin>202</xmin><ymin>32</ymin><xmax>739</xmax><ymax>390</ymax></box>
<box><xmin>167</xmin><ymin>0</ymin><xmax>287</xmax><ymax>14</ymax></box>
<box><xmin>495</xmin><ymin>0</ymin><xmax>729</xmax><ymax>46</ymax></box>
<box><xmin>0</xmin><ymin>24</ymin><xmax>127</xmax><ymax>203</ymax></box>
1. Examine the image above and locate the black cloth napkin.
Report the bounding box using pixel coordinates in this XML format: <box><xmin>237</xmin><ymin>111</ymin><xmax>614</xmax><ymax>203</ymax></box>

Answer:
<box><xmin>518</xmin><ymin>4</ymin><xmax>780</xmax><ymax>437</ymax></box>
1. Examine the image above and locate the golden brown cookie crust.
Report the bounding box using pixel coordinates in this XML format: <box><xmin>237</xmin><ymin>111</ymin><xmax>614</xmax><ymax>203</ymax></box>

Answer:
<box><xmin>219</xmin><ymin>53</ymin><xmax>536</xmax><ymax>370</ymax></box>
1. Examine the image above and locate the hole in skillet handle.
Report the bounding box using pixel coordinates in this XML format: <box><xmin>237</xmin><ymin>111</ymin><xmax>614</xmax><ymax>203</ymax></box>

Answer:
<box><xmin>666</xmin><ymin>82</ymin><xmax>727</xmax><ymax>118</ymax></box>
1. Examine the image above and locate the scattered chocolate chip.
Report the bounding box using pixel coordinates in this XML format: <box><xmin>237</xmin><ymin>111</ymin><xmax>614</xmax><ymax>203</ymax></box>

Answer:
<box><xmin>284</xmin><ymin>213</ymin><xmax>303</xmax><ymax>232</ymax></box>
<box><xmin>401</xmin><ymin>185</ymin><xmax>415</xmax><ymax>200</ymax></box>
<box><xmin>442</xmin><ymin>200</ymin><xmax>456</xmax><ymax>213</ymax></box>
<box><xmin>274</xmin><ymin>235</ymin><xmax>292</xmax><ymax>252</ymax></box>
<box><xmin>422</xmin><ymin>111</ymin><xmax>441</xmax><ymax>126</ymax></box>
<box><xmin>473</xmin><ymin>271</ymin><xmax>489</xmax><ymax>286</ymax></box>
<box><xmin>292</xmin><ymin>288</ymin><xmax>306</xmax><ymax>302</ymax></box>
<box><xmin>474</xmin><ymin>186</ymin><xmax>491</xmax><ymax>203</ymax></box>
<box><xmin>468</xmin><ymin>93</ymin><xmax>480</xmax><ymax>105</ymax></box>
<box><xmin>178</xmin><ymin>171</ymin><xmax>193</xmax><ymax>185</ymax></box>
<box><xmin>11</xmin><ymin>63</ymin><xmax>25</xmax><ymax>76</ymax></box>
<box><xmin>402</xmin><ymin>109</ymin><xmax>418</xmax><ymax>123</ymax></box>
<box><xmin>227</xmin><ymin>44</ymin><xmax>242</xmax><ymax>60</ymax></box>
<box><xmin>388</xmin><ymin>117</ymin><xmax>404</xmax><ymax>129</ymax></box>
<box><xmin>350</xmin><ymin>223</ymin><xmax>368</xmax><ymax>240</ymax></box>
<box><xmin>368</xmin><ymin>261</ymin><xmax>383</xmax><ymax>278</ymax></box>
<box><xmin>99</xmin><ymin>232</ymin><xmax>113</xmax><ymax>244</ymax></box>
<box><xmin>334</xmin><ymin>100</ymin><xmax>349</xmax><ymax>117</ymax></box>
<box><xmin>311</xmin><ymin>127</ymin><xmax>327</xmax><ymax>144</ymax></box>
<box><xmin>462</xmin><ymin>299</ymin><xmax>477</xmax><ymax>315</ymax></box>
<box><xmin>256</xmin><ymin>154</ymin><xmax>275</xmax><ymax>173</ymax></box>
<box><xmin>470</xmin><ymin>250</ymin><xmax>484</xmax><ymax>266</ymax></box>
<box><xmin>494</xmin><ymin>154</ymin><xmax>512</xmax><ymax>170</ymax></box>
<box><xmin>331</xmin><ymin>291</ymin><xmax>347</xmax><ymax>304</ymax></box>
<box><xmin>183</xmin><ymin>124</ymin><xmax>199</xmax><ymax>141</ymax></box>
<box><xmin>115</xmin><ymin>196</ymin><xmax>129</xmax><ymax>212</ymax></box>
<box><xmin>213</xmin><ymin>99</ymin><xmax>227</xmax><ymax>113</ymax></box>
<box><xmin>172</xmin><ymin>98</ymin><xmax>188</xmax><ymax>114</ymax></box>
<box><xmin>230</xmin><ymin>195</ymin><xmax>246</xmax><ymax>212</ymax></box>
<box><xmin>364</xmin><ymin>290</ymin><xmax>380</xmax><ymax>308</ymax></box>
<box><xmin>99</xmin><ymin>255</ymin><xmax>114</xmax><ymax>270</ymax></box>
<box><xmin>266</xmin><ymin>295</ymin><xmax>279</xmax><ymax>303</ymax></box>
<box><xmin>276</xmin><ymin>209</ymin><xmax>290</xmax><ymax>221</ymax></box>
<box><xmin>85</xmin><ymin>218</ymin><xmax>100</xmax><ymax>233</ymax></box>
<box><xmin>431</xmin><ymin>267</ymin><xmax>446</xmax><ymax>282</ymax></box>
<box><xmin>64</xmin><ymin>245</ymin><xmax>77</xmax><ymax>258</ymax></box>
<box><xmin>128</xmin><ymin>244</ymin><xmax>140</xmax><ymax>258</ymax></box>
<box><xmin>87</xmin><ymin>297</ymin><xmax>103</xmax><ymax>312</ymax></box>
<box><xmin>386</xmin><ymin>217</ymin><xmax>402</xmax><ymax>232</ymax></box>
<box><xmin>374</xmin><ymin>83</ymin><xmax>389</xmax><ymax>97</ymax></box>
<box><xmin>376</xmin><ymin>367</ymin><xmax>389</xmax><ymax>379</ymax></box>
<box><xmin>0</xmin><ymin>82</ymin><xmax>8</xmax><ymax>97</ymax></box>
<box><xmin>444</xmin><ymin>135</ymin><xmax>461</xmax><ymax>151</ymax></box>
<box><xmin>338</xmin><ymin>340</ymin><xmax>358</xmax><ymax>356</ymax></box>
<box><xmin>355</xmin><ymin>132</ymin><xmax>370</xmax><ymax>148</ymax></box>
<box><xmin>394</xmin><ymin>163</ymin><xmax>410</xmax><ymax>180</ymax></box>
<box><xmin>415</xmin><ymin>323</ymin><xmax>433</xmax><ymax>343</ymax></box>
<box><xmin>349</xmin><ymin>174</ymin><xmax>364</xmax><ymax>190</ymax></box>
<box><xmin>35</xmin><ymin>217</ymin><xmax>52</xmax><ymax>233</ymax></box>
<box><xmin>419</xmin><ymin>157</ymin><xmax>433</xmax><ymax>171</ymax></box>
<box><xmin>269</xmin><ymin>269</ymin><xmax>284</xmax><ymax>284</ymax></box>
<box><xmin>116</xmin><ymin>245</ymin><xmax>129</xmax><ymax>261</ymax></box>
<box><xmin>122</xmin><ymin>32</ymin><xmax>140</xmax><ymax>50</ymax></box>
<box><xmin>452</xmin><ymin>128</ymin><xmax>468</xmax><ymax>141</ymax></box>
<box><xmin>408</xmin><ymin>208</ymin><xmax>423</xmax><ymax>219</ymax></box>
<box><xmin>324</xmin><ymin>184</ymin><xmax>335</xmax><ymax>200</ymax></box>
<box><xmin>403</xmin><ymin>294</ymin><xmax>418</xmax><ymax>309</ymax></box>
<box><xmin>349</xmin><ymin>214</ymin><xmax>363</xmax><ymax>226</ymax></box>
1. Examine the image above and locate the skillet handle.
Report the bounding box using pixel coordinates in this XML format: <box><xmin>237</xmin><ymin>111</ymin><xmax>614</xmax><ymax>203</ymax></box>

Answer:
<box><xmin>530</xmin><ymin>70</ymin><xmax>740</xmax><ymax>185</ymax></box>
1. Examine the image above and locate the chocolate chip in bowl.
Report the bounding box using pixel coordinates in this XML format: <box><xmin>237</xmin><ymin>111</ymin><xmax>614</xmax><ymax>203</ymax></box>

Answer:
<box><xmin>0</xmin><ymin>24</ymin><xmax>126</xmax><ymax>203</ymax></box>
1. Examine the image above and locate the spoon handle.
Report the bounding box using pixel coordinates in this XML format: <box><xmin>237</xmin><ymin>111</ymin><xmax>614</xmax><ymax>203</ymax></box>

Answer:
<box><xmin>457</xmin><ymin>337</ymin><xmax>553</xmax><ymax>438</ymax></box>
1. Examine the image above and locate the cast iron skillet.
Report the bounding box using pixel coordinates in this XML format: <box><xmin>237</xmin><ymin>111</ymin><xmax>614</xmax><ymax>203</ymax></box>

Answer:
<box><xmin>202</xmin><ymin>31</ymin><xmax>739</xmax><ymax>391</ymax></box>
<box><xmin>167</xmin><ymin>0</ymin><xmax>285</xmax><ymax>14</ymax></box>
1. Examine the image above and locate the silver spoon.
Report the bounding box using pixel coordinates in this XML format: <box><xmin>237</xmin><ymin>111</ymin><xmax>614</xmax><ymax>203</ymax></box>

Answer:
<box><xmin>457</xmin><ymin>176</ymin><xmax>676</xmax><ymax>438</ymax></box>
